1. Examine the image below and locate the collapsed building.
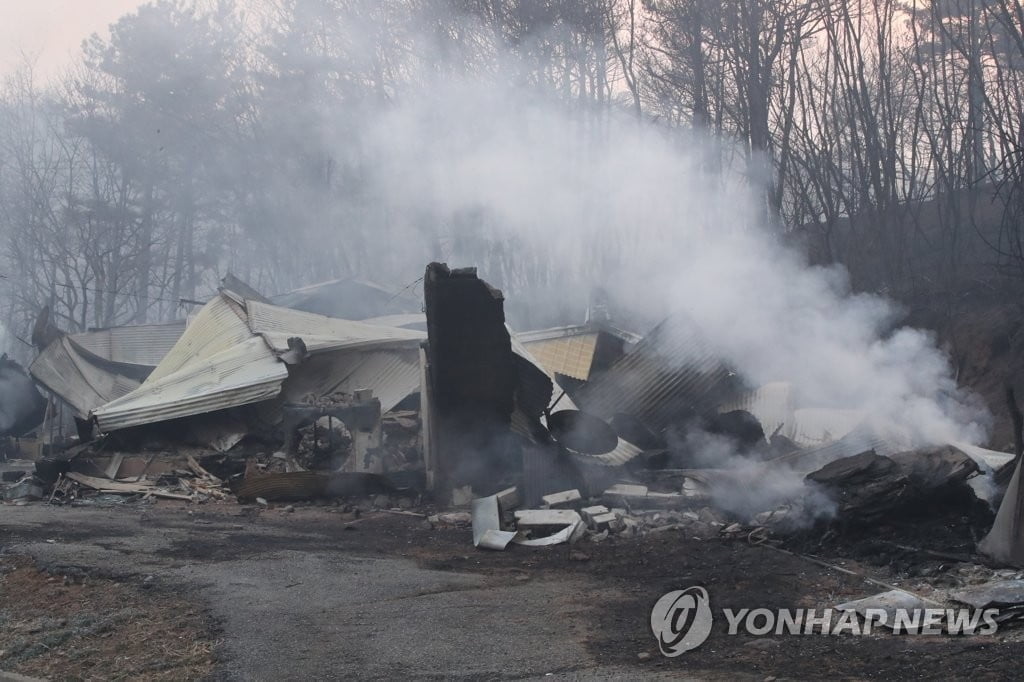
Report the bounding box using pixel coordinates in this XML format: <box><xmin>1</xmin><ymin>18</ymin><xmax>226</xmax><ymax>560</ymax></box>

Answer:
<box><xmin>6</xmin><ymin>264</ymin><xmax>1024</xmax><ymax>574</ymax></box>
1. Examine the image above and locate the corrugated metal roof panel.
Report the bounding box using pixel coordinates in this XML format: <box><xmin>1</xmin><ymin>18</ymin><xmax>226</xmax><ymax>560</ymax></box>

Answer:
<box><xmin>360</xmin><ymin>313</ymin><xmax>427</xmax><ymax>330</ymax></box>
<box><xmin>30</xmin><ymin>336</ymin><xmax>143</xmax><ymax>418</ymax></box>
<box><xmin>271</xmin><ymin>277</ymin><xmax>421</xmax><ymax>320</ymax></box>
<box><xmin>575</xmin><ymin>315</ymin><xmax>740</xmax><ymax>432</ymax></box>
<box><xmin>521</xmin><ymin>333</ymin><xmax>600</xmax><ymax>381</ymax></box>
<box><xmin>774</xmin><ymin>423</ymin><xmax>906</xmax><ymax>473</ymax></box>
<box><xmin>718</xmin><ymin>382</ymin><xmax>793</xmax><ymax>438</ymax></box>
<box><xmin>67</xmin><ymin>321</ymin><xmax>186</xmax><ymax>369</ymax></box>
<box><xmin>245</xmin><ymin>300</ymin><xmax>425</xmax><ymax>353</ymax></box>
<box><xmin>93</xmin><ymin>337</ymin><xmax>287</xmax><ymax>431</ymax></box>
<box><xmin>281</xmin><ymin>348</ymin><xmax>421</xmax><ymax>414</ymax></box>
<box><xmin>509</xmin><ymin>334</ymin><xmax>556</xmax><ymax>418</ymax></box>
<box><xmin>570</xmin><ymin>437</ymin><xmax>643</xmax><ymax>466</ymax></box>
<box><xmin>516</xmin><ymin>325</ymin><xmax>594</xmax><ymax>344</ymax></box>
<box><xmin>948</xmin><ymin>441</ymin><xmax>1014</xmax><ymax>470</ymax></box>
<box><xmin>516</xmin><ymin>323</ymin><xmax>642</xmax><ymax>346</ymax></box>
<box><xmin>146</xmin><ymin>296</ymin><xmax>251</xmax><ymax>383</ymax></box>
<box><xmin>91</xmin><ymin>293</ymin><xmax>435</xmax><ymax>432</ymax></box>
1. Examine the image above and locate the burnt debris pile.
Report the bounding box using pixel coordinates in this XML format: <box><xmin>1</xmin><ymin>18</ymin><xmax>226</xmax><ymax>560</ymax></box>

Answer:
<box><xmin>2</xmin><ymin>263</ymin><xmax>1024</xmax><ymax>575</ymax></box>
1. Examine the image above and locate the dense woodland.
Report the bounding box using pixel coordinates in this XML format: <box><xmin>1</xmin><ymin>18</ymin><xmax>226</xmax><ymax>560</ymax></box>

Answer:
<box><xmin>2</xmin><ymin>0</ymin><xmax>1024</xmax><ymax>347</ymax></box>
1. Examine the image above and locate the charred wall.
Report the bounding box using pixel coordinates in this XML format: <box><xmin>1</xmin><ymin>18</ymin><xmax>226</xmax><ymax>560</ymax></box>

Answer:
<box><xmin>423</xmin><ymin>263</ymin><xmax>520</xmax><ymax>497</ymax></box>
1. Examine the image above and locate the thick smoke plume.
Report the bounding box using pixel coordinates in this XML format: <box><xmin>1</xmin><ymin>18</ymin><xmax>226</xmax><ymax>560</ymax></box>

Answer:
<box><xmin>17</xmin><ymin>6</ymin><xmax>990</xmax><ymax>521</ymax></box>
<box><xmin>345</xmin><ymin>60</ymin><xmax>989</xmax><ymax>450</ymax></box>
<box><xmin>313</xmin><ymin>19</ymin><xmax>992</xmax><ymax>525</ymax></box>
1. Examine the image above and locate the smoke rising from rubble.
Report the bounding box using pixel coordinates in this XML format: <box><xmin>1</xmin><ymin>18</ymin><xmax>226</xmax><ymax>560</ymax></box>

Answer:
<box><xmin>349</xmin><ymin>61</ymin><xmax>989</xmax><ymax>447</ymax></box>
<box><xmin>680</xmin><ymin>429</ymin><xmax>837</xmax><ymax>526</ymax></box>
<box><xmin>280</xmin><ymin>13</ymin><xmax>990</xmax><ymax>519</ymax></box>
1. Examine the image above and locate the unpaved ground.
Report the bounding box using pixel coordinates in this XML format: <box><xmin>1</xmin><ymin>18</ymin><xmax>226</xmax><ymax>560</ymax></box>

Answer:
<box><xmin>0</xmin><ymin>556</ymin><xmax>214</xmax><ymax>681</ymax></box>
<box><xmin>2</xmin><ymin>500</ymin><xmax>1023</xmax><ymax>680</ymax></box>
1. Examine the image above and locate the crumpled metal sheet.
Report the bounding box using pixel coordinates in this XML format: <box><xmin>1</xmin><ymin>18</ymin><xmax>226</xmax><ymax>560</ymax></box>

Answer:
<box><xmin>980</xmin><ymin>457</ymin><xmax>1024</xmax><ymax>567</ymax></box>
<box><xmin>31</xmin><ymin>336</ymin><xmax>142</xmax><ymax>418</ymax></box>
<box><xmin>272</xmin><ymin>277</ymin><xmax>421</xmax><ymax>320</ymax></box>
<box><xmin>67</xmin><ymin>320</ymin><xmax>186</xmax><ymax>372</ymax></box>
<box><xmin>93</xmin><ymin>336</ymin><xmax>288</xmax><ymax>431</ymax></box>
<box><xmin>772</xmin><ymin>423</ymin><xmax>904</xmax><ymax>474</ymax></box>
<box><xmin>718</xmin><ymin>382</ymin><xmax>793</xmax><ymax>439</ymax></box>
<box><xmin>575</xmin><ymin>314</ymin><xmax>740</xmax><ymax>433</ymax></box>
<box><xmin>471</xmin><ymin>494</ymin><xmax>518</xmax><ymax>550</ymax></box>
<box><xmin>246</xmin><ymin>300</ymin><xmax>424</xmax><ymax>355</ymax></box>
<box><xmin>281</xmin><ymin>348</ymin><xmax>422</xmax><ymax>414</ymax></box>
<box><xmin>513</xmin><ymin>518</ymin><xmax>584</xmax><ymax>546</ymax></box>
<box><xmin>520</xmin><ymin>330</ymin><xmax>601</xmax><ymax>381</ymax></box>
<box><xmin>951</xmin><ymin>580</ymin><xmax>1024</xmax><ymax>609</ymax></box>
<box><xmin>360</xmin><ymin>313</ymin><xmax>427</xmax><ymax>330</ymax></box>
<box><xmin>835</xmin><ymin>589</ymin><xmax>934</xmax><ymax>627</ymax></box>
<box><xmin>948</xmin><ymin>441</ymin><xmax>1014</xmax><ymax>470</ymax></box>
<box><xmin>92</xmin><ymin>291</ymin><xmax>433</xmax><ymax>432</ymax></box>
<box><xmin>146</xmin><ymin>294</ymin><xmax>253</xmax><ymax>384</ymax></box>
<box><xmin>30</xmin><ymin>321</ymin><xmax>185</xmax><ymax>419</ymax></box>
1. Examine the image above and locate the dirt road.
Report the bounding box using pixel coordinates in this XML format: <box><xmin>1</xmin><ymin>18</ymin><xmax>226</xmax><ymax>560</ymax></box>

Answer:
<box><xmin>2</xmin><ymin>501</ymin><xmax>1022</xmax><ymax>680</ymax></box>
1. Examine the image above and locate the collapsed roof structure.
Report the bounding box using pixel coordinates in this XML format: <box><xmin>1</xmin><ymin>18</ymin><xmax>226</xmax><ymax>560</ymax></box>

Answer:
<box><xmin>12</xmin><ymin>262</ymin><xmax>1024</xmax><ymax>572</ymax></box>
<box><xmin>271</xmin><ymin>277</ymin><xmax>421</xmax><ymax>320</ymax></box>
<box><xmin>30</xmin><ymin>321</ymin><xmax>187</xmax><ymax>421</ymax></box>
<box><xmin>90</xmin><ymin>290</ymin><xmax>425</xmax><ymax>432</ymax></box>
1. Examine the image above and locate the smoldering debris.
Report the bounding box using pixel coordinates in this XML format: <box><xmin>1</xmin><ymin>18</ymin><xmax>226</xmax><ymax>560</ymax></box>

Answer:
<box><xmin>5</xmin><ymin>260</ymin><xmax>1024</xmax><ymax>624</ymax></box>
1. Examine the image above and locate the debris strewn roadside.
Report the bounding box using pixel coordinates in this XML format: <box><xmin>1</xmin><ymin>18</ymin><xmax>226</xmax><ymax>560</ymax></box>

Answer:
<box><xmin>4</xmin><ymin>264</ymin><xmax>1024</xmax><ymax>641</ymax></box>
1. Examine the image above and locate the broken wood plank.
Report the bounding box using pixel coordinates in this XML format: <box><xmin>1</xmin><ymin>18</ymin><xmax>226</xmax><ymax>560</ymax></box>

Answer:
<box><xmin>66</xmin><ymin>471</ymin><xmax>154</xmax><ymax>492</ymax></box>
<box><xmin>377</xmin><ymin>509</ymin><xmax>427</xmax><ymax>518</ymax></box>
<box><xmin>186</xmin><ymin>455</ymin><xmax>221</xmax><ymax>484</ymax></box>
<box><xmin>104</xmin><ymin>453</ymin><xmax>125</xmax><ymax>480</ymax></box>
<box><xmin>143</xmin><ymin>490</ymin><xmax>195</xmax><ymax>501</ymax></box>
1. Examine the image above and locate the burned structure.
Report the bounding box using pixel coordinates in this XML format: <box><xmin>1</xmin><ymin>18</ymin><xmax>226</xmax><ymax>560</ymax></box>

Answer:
<box><xmin>422</xmin><ymin>263</ymin><xmax>522</xmax><ymax>499</ymax></box>
<box><xmin>5</xmin><ymin>262</ymin><xmax>1024</xmax><ymax>595</ymax></box>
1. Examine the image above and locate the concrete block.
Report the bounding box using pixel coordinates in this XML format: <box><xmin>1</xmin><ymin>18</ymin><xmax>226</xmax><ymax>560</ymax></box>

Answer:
<box><xmin>541</xmin><ymin>489</ymin><xmax>582</xmax><ymax>509</ymax></box>
<box><xmin>514</xmin><ymin>509</ymin><xmax>582</xmax><ymax>528</ymax></box>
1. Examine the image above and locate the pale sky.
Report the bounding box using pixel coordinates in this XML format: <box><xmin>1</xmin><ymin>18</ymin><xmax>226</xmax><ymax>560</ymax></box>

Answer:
<box><xmin>0</xmin><ymin>0</ymin><xmax>149</xmax><ymax>82</ymax></box>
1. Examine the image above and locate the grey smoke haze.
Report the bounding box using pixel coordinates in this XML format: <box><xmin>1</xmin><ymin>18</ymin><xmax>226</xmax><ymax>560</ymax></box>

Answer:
<box><xmin>1</xmin><ymin>2</ymin><xmax>991</xmax><ymax>456</ymax></box>
<box><xmin>681</xmin><ymin>429</ymin><xmax>838</xmax><ymax>525</ymax></box>
<box><xmin>335</xmin><ymin>52</ymin><xmax>990</xmax><ymax>450</ymax></box>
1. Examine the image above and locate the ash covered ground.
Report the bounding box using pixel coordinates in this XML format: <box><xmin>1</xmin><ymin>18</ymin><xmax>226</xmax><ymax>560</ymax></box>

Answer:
<box><xmin>2</xmin><ymin>495</ymin><xmax>1024</xmax><ymax>681</ymax></box>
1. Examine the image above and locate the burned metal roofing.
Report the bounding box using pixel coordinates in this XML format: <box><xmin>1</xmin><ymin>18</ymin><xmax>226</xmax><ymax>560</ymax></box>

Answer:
<box><xmin>719</xmin><ymin>383</ymin><xmax>868</xmax><ymax>448</ymax></box>
<box><xmin>281</xmin><ymin>348</ymin><xmax>421</xmax><ymax>414</ymax></box>
<box><xmin>360</xmin><ymin>313</ymin><xmax>427</xmax><ymax>330</ymax></box>
<box><xmin>246</xmin><ymin>300</ymin><xmax>424</xmax><ymax>355</ymax></box>
<box><xmin>91</xmin><ymin>291</ymin><xmax>431</xmax><ymax>432</ymax></box>
<box><xmin>718</xmin><ymin>382</ymin><xmax>793</xmax><ymax>439</ymax></box>
<box><xmin>67</xmin><ymin>321</ymin><xmax>186</xmax><ymax>373</ymax></box>
<box><xmin>517</xmin><ymin>322</ymin><xmax>641</xmax><ymax>382</ymax></box>
<box><xmin>774</xmin><ymin>424</ymin><xmax>903</xmax><ymax>473</ymax></box>
<box><xmin>516</xmin><ymin>323</ymin><xmax>641</xmax><ymax>346</ymax></box>
<box><xmin>146</xmin><ymin>294</ymin><xmax>253</xmax><ymax>384</ymax></box>
<box><xmin>93</xmin><ymin>336</ymin><xmax>288</xmax><ymax>431</ymax></box>
<box><xmin>574</xmin><ymin>314</ymin><xmax>741</xmax><ymax>433</ymax></box>
<box><xmin>30</xmin><ymin>321</ymin><xmax>186</xmax><ymax>418</ymax></box>
<box><xmin>31</xmin><ymin>336</ymin><xmax>143</xmax><ymax>418</ymax></box>
<box><xmin>272</xmin><ymin>277</ymin><xmax>421</xmax><ymax>320</ymax></box>
<box><xmin>520</xmin><ymin>331</ymin><xmax>600</xmax><ymax>381</ymax></box>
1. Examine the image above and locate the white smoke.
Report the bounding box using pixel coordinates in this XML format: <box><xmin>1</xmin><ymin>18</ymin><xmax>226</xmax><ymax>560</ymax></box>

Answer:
<box><xmin>349</xmin><ymin>67</ymin><xmax>989</xmax><ymax>450</ymax></box>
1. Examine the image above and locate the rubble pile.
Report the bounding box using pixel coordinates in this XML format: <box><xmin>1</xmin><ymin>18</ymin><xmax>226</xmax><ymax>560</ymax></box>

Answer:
<box><xmin>2</xmin><ymin>448</ymin><xmax>235</xmax><ymax>505</ymax></box>
<box><xmin>5</xmin><ymin>264</ymin><xmax>1024</xmax><ymax>611</ymax></box>
<box><xmin>295</xmin><ymin>416</ymin><xmax>353</xmax><ymax>471</ymax></box>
